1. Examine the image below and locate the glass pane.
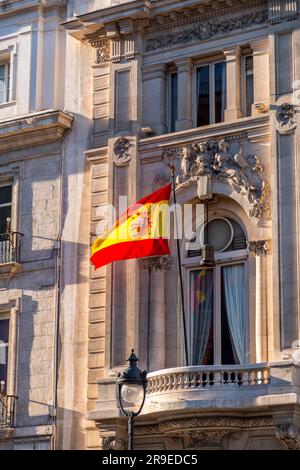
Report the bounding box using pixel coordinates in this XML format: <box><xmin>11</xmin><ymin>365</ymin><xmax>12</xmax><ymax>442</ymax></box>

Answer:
<box><xmin>245</xmin><ymin>56</ymin><xmax>254</xmax><ymax>117</ymax></box>
<box><xmin>205</xmin><ymin>218</ymin><xmax>233</xmax><ymax>252</ymax></box>
<box><xmin>190</xmin><ymin>269</ymin><xmax>214</xmax><ymax>365</ymax></box>
<box><xmin>170</xmin><ymin>72</ymin><xmax>178</xmax><ymax>132</ymax></box>
<box><xmin>214</xmin><ymin>62</ymin><xmax>226</xmax><ymax>123</ymax></box>
<box><xmin>0</xmin><ymin>64</ymin><xmax>5</xmax><ymax>103</ymax></box>
<box><xmin>0</xmin><ymin>206</ymin><xmax>11</xmax><ymax>234</ymax></box>
<box><xmin>0</xmin><ymin>318</ymin><xmax>9</xmax><ymax>389</ymax></box>
<box><xmin>0</xmin><ymin>185</ymin><xmax>12</xmax><ymax>205</ymax></box>
<box><xmin>196</xmin><ymin>65</ymin><xmax>210</xmax><ymax>127</ymax></box>
<box><xmin>221</xmin><ymin>264</ymin><xmax>248</xmax><ymax>365</ymax></box>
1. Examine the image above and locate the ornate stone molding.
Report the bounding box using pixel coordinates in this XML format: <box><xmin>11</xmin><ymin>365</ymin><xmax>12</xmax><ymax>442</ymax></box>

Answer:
<box><xmin>141</xmin><ymin>256</ymin><xmax>172</xmax><ymax>272</ymax></box>
<box><xmin>112</xmin><ymin>137</ymin><xmax>132</xmax><ymax>166</ymax></box>
<box><xmin>137</xmin><ymin>416</ymin><xmax>274</xmax><ymax>437</ymax></box>
<box><xmin>0</xmin><ymin>110</ymin><xmax>73</xmax><ymax>154</ymax></box>
<box><xmin>276</xmin><ymin>424</ymin><xmax>300</xmax><ymax>450</ymax></box>
<box><xmin>145</xmin><ymin>9</ymin><xmax>268</xmax><ymax>52</ymax></box>
<box><xmin>152</xmin><ymin>174</ymin><xmax>169</xmax><ymax>191</ymax></box>
<box><xmin>163</xmin><ymin>139</ymin><xmax>270</xmax><ymax>226</ymax></box>
<box><xmin>102</xmin><ymin>436</ymin><xmax>126</xmax><ymax>450</ymax></box>
<box><xmin>276</xmin><ymin>103</ymin><xmax>297</xmax><ymax>135</ymax></box>
<box><xmin>89</xmin><ymin>37</ymin><xmax>110</xmax><ymax>64</ymax></box>
<box><xmin>183</xmin><ymin>429</ymin><xmax>239</xmax><ymax>449</ymax></box>
<box><xmin>247</xmin><ymin>239</ymin><xmax>270</xmax><ymax>255</ymax></box>
<box><xmin>143</xmin><ymin>1</ymin><xmax>266</xmax><ymax>34</ymax></box>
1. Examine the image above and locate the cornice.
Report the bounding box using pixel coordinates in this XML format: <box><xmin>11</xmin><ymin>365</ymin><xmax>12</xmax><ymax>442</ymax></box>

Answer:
<box><xmin>138</xmin><ymin>115</ymin><xmax>270</xmax><ymax>159</ymax></box>
<box><xmin>144</xmin><ymin>0</ymin><xmax>267</xmax><ymax>35</ymax></box>
<box><xmin>0</xmin><ymin>110</ymin><xmax>73</xmax><ymax>154</ymax></box>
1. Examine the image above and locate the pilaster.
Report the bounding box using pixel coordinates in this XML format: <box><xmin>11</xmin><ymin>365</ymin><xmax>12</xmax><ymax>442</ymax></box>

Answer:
<box><xmin>250</xmin><ymin>38</ymin><xmax>270</xmax><ymax>111</ymax></box>
<box><xmin>223</xmin><ymin>46</ymin><xmax>242</xmax><ymax>121</ymax></box>
<box><xmin>175</xmin><ymin>58</ymin><xmax>193</xmax><ymax>132</ymax></box>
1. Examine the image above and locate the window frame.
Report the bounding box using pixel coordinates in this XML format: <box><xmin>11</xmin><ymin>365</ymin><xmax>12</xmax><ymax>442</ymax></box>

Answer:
<box><xmin>167</xmin><ymin>65</ymin><xmax>178</xmax><ymax>133</ymax></box>
<box><xmin>185</xmin><ymin>253</ymin><xmax>249</xmax><ymax>366</ymax></box>
<box><xmin>0</xmin><ymin>182</ymin><xmax>13</xmax><ymax>235</ymax></box>
<box><xmin>192</xmin><ymin>58</ymin><xmax>227</xmax><ymax>128</ymax></box>
<box><xmin>0</xmin><ymin>299</ymin><xmax>19</xmax><ymax>398</ymax></box>
<box><xmin>0</xmin><ymin>312</ymin><xmax>10</xmax><ymax>391</ymax></box>
<box><xmin>241</xmin><ymin>51</ymin><xmax>254</xmax><ymax>117</ymax></box>
<box><xmin>0</xmin><ymin>60</ymin><xmax>10</xmax><ymax>104</ymax></box>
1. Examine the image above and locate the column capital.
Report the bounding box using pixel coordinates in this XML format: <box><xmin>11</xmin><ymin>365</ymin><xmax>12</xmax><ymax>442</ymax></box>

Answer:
<box><xmin>223</xmin><ymin>45</ymin><xmax>242</xmax><ymax>61</ymax></box>
<box><xmin>247</xmin><ymin>239</ymin><xmax>271</xmax><ymax>256</ymax></box>
<box><xmin>141</xmin><ymin>256</ymin><xmax>172</xmax><ymax>272</ymax></box>
<box><xmin>175</xmin><ymin>57</ymin><xmax>193</xmax><ymax>72</ymax></box>
<box><xmin>250</xmin><ymin>38</ymin><xmax>269</xmax><ymax>54</ymax></box>
<box><xmin>143</xmin><ymin>63</ymin><xmax>168</xmax><ymax>80</ymax></box>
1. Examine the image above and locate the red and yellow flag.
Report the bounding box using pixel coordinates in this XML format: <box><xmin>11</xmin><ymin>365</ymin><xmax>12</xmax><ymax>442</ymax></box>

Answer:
<box><xmin>90</xmin><ymin>183</ymin><xmax>172</xmax><ymax>269</ymax></box>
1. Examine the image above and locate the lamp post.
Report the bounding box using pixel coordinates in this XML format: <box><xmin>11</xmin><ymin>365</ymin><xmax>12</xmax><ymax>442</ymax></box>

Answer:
<box><xmin>117</xmin><ymin>350</ymin><xmax>147</xmax><ymax>451</ymax></box>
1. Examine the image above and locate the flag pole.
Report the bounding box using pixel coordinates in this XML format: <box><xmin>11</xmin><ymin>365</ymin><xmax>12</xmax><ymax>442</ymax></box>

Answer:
<box><xmin>168</xmin><ymin>164</ymin><xmax>189</xmax><ymax>367</ymax></box>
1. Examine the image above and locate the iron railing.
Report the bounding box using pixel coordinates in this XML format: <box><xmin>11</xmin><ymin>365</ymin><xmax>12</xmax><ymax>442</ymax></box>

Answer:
<box><xmin>0</xmin><ymin>232</ymin><xmax>21</xmax><ymax>264</ymax></box>
<box><xmin>0</xmin><ymin>391</ymin><xmax>16</xmax><ymax>429</ymax></box>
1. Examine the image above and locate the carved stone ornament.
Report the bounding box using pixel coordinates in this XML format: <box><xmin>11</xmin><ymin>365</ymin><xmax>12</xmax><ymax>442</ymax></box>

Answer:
<box><xmin>145</xmin><ymin>10</ymin><xmax>268</xmax><ymax>52</ymax></box>
<box><xmin>182</xmin><ymin>430</ymin><xmax>238</xmax><ymax>449</ymax></box>
<box><xmin>89</xmin><ymin>37</ymin><xmax>110</xmax><ymax>64</ymax></box>
<box><xmin>276</xmin><ymin>424</ymin><xmax>300</xmax><ymax>450</ymax></box>
<box><xmin>102</xmin><ymin>436</ymin><xmax>126</xmax><ymax>450</ymax></box>
<box><xmin>141</xmin><ymin>256</ymin><xmax>172</xmax><ymax>272</ymax></box>
<box><xmin>152</xmin><ymin>174</ymin><xmax>169</xmax><ymax>191</ymax></box>
<box><xmin>163</xmin><ymin>139</ymin><xmax>270</xmax><ymax>227</ymax></box>
<box><xmin>276</xmin><ymin>103</ymin><xmax>297</xmax><ymax>134</ymax></box>
<box><xmin>137</xmin><ymin>416</ymin><xmax>274</xmax><ymax>445</ymax></box>
<box><xmin>113</xmin><ymin>137</ymin><xmax>132</xmax><ymax>166</ymax></box>
<box><xmin>247</xmin><ymin>239</ymin><xmax>270</xmax><ymax>256</ymax></box>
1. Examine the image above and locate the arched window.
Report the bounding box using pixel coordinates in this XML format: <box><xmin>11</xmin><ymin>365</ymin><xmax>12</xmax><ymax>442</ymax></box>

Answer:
<box><xmin>186</xmin><ymin>217</ymin><xmax>249</xmax><ymax>366</ymax></box>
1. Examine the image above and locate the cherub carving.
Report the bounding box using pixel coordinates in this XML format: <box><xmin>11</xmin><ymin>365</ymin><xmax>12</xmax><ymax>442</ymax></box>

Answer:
<box><xmin>194</xmin><ymin>141</ymin><xmax>212</xmax><ymax>175</ymax></box>
<box><xmin>213</xmin><ymin>139</ymin><xmax>233</xmax><ymax>172</ymax></box>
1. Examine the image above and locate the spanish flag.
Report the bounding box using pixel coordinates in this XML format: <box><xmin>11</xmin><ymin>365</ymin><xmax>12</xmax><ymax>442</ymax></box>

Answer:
<box><xmin>90</xmin><ymin>183</ymin><xmax>172</xmax><ymax>269</ymax></box>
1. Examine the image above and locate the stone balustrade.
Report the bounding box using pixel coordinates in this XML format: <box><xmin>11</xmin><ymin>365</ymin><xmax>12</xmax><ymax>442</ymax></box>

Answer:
<box><xmin>147</xmin><ymin>364</ymin><xmax>270</xmax><ymax>395</ymax></box>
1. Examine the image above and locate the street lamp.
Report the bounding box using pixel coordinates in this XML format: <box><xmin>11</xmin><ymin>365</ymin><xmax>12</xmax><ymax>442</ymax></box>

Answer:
<box><xmin>117</xmin><ymin>350</ymin><xmax>147</xmax><ymax>451</ymax></box>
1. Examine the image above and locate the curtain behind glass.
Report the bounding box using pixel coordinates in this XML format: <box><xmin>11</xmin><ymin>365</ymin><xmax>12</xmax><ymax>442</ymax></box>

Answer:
<box><xmin>190</xmin><ymin>269</ymin><xmax>213</xmax><ymax>364</ymax></box>
<box><xmin>222</xmin><ymin>264</ymin><xmax>248</xmax><ymax>364</ymax></box>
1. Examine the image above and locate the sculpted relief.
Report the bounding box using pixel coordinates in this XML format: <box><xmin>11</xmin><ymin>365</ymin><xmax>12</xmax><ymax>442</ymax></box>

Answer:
<box><xmin>163</xmin><ymin>139</ymin><xmax>270</xmax><ymax>226</ymax></box>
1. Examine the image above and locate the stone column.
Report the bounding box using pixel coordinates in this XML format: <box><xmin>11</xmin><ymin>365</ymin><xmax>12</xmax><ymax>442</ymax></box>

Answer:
<box><xmin>143</xmin><ymin>64</ymin><xmax>168</xmax><ymax>135</ymax></box>
<box><xmin>175</xmin><ymin>58</ymin><xmax>193</xmax><ymax>131</ymax></box>
<box><xmin>250</xmin><ymin>39</ymin><xmax>269</xmax><ymax>111</ymax></box>
<box><xmin>247</xmin><ymin>240</ymin><xmax>270</xmax><ymax>363</ymax></box>
<box><xmin>223</xmin><ymin>46</ymin><xmax>242</xmax><ymax>121</ymax></box>
<box><xmin>142</xmin><ymin>256</ymin><xmax>172</xmax><ymax>372</ymax></box>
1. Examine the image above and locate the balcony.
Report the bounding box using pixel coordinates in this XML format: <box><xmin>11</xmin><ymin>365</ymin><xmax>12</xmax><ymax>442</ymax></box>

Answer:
<box><xmin>88</xmin><ymin>360</ymin><xmax>300</xmax><ymax>425</ymax></box>
<box><xmin>0</xmin><ymin>390</ymin><xmax>16</xmax><ymax>441</ymax></box>
<box><xmin>0</xmin><ymin>232</ymin><xmax>21</xmax><ymax>277</ymax></box>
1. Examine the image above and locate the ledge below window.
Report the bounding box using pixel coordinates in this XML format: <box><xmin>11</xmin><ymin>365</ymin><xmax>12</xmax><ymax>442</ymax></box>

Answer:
<box><xmin>0</xmin><ymin>109</ymin><xmax>73</xmax><ymax>154</ymax></box>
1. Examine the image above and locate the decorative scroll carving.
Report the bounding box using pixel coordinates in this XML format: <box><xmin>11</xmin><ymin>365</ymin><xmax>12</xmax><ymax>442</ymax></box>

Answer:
<box><xmin>163</xmin><ymin>139</ymin><xmax>270</xmax><ymax>226</ymax></box>
<box><xmin>113</xmin><ymin>137</ymin><xmax>132</xmax><ymax>165</ymax></box>
<box><xmin>276</xmin><ymin>103</ymin><xmax>297</xmax><ymax>134</ymax></box>
<box><xmin>141</xmin><ymin>256</ymin><xmax>172</xmax><ymax>272</ymax></box>
<box><xmin>276</xmin><ymin>424</ymin><xmax>300</xmax><ymax>450</ymax></box>
<box><xmin>145</xmin><ymin>10</ymin><xmax>268</xmax><ymax>52</ymax></box>
<box><xmin>89</xmin><ymin>37</ymin><xmax>110</xmax><ymax>64</ymax></box>
<box><xmin>247</xmin><ymin>239</ymin><xmax>270</xmax><ymax>255</ymax></box>
<box><xmin>102</xmin><ymin>436</ymin><xmax>126</xmax><ymax>450</ymax></box>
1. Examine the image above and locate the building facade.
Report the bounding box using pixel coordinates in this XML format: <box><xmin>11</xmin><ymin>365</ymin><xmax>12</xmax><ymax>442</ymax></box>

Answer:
<box><xmin>0</xmin><ymin>0</ymin><xmax>300</xmax><ymax>450</ymax></box>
